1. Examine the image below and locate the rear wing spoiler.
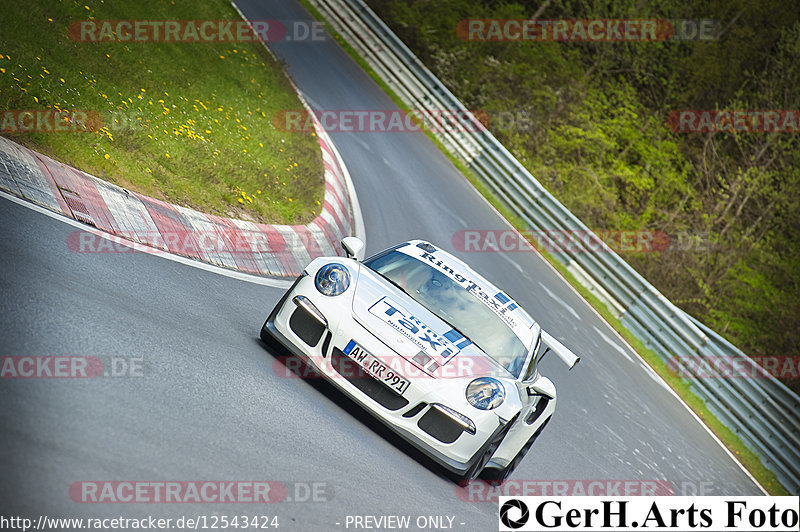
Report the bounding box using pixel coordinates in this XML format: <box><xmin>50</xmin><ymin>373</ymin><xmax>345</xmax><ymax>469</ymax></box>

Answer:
<box><xmin>539</xmin><ymin>330</ymin><xmax>580</xmax><ymax>370</ymax></box>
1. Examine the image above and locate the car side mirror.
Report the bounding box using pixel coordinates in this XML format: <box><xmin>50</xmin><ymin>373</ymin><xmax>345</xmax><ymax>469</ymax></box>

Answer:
<box><xmin>537</xmin><ymin>330</ymin><xmax>580</xmax><ymax>370</ymax></box>
<box><xmin>341</xmin><ymin>237</ymin><xmax>365</xmax><ymax>261</ymax></box>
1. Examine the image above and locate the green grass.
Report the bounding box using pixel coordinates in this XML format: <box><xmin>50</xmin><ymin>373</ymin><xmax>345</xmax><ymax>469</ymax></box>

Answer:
<box><xmin>0</xmin><ymin>0</ymin><xmax>323</xmax><ymax>224</ymax></box>
<box><xmin>297</xmin><ymin>0</ymin><xmax>790</xmax><ymax>495</ymax></box>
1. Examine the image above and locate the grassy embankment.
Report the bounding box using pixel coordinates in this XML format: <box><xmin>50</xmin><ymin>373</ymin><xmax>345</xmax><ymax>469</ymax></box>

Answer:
<box><xmin>0</xmin><ymin>0</ymin><xmax>323</xmax><ymax>224</ymax></box>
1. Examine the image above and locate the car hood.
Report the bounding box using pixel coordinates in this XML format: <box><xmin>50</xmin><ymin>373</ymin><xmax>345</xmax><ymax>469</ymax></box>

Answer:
<box><xmin>350</xmin><ymin>265</ymin><xmax>511</xmax><ymax>380</ymax></box>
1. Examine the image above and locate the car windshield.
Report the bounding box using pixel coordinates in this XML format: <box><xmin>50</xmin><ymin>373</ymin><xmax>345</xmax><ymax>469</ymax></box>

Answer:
<box><xmin>364</xmin><ymin>250</ymin><xmax>530</xmax><ymax>378</ymax></box>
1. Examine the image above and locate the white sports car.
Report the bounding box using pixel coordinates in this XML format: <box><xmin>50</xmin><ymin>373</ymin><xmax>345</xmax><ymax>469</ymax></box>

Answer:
<box><xmin>261</xmin><ymin>238</ymin><xmax>579</xmax><ymax>482</ymax></box>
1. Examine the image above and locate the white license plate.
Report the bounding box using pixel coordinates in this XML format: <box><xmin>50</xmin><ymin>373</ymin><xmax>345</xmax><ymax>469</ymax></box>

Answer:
<box><xmin>343</xmin><ymin>340</ymin><xmax>410</xmax><ymax>394</ymax></box>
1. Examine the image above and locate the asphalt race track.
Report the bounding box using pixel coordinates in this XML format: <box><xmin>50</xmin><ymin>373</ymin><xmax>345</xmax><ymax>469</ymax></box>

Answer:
<box><xmin>0</xmin><ymin>0</ymin><xmax>761</xmax><ymax>529</ymax></box>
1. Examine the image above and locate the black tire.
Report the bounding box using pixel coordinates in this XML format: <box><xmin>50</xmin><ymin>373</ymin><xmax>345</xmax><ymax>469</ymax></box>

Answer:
<box><xmin>458</xmin><ymin>415</ymin><xmax>517</xmax><ymax>483</ymax></box>
<box><xmin>482</xmin><ymin>417</ymin><xmax>551</xmax><ymax>483</ymax></box>
<box><xmin>260</xmin><ymin>319</ymin><xmax>280</xmax><ymax>347</ymax></box>
<box><xmin>259</xmin><ymin>275</ymin><xmax>303</xmax><ymax>347</ymax></box>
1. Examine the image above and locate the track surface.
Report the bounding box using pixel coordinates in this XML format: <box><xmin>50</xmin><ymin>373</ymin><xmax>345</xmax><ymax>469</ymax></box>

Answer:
<box><xmin>1</xmin><ymin>0</ymin><xmax>760</xmax><ymax>529</ymax></box>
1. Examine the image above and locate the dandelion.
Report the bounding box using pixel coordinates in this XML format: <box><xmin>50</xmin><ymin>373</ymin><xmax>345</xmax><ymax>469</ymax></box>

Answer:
<box><xmin>238</xmin><ymin>198</ymin><xmax>244</xmax><ymax>203</ymax></box>
<box><xmin>165</xmin><ymin>153</ymin><xmax>170</xmax><ymax>158</ymax></box>
<box><xmin>288</xmin><ymin>198</ymin><xmax>293</xmax><ymax>202</ymax></box>
<box><xmin>60</xmin><ymin>78</ymin><xmax>65</xmax><ymax>83</ymax></box>
<box><xmin>104</xmin><ymin>154</ymin><xmax>110</xmax><ymax>159</ymax></box>
<box><xmin>257</xmin><ymin>190</ymin><xmax>261</xmax><ymax>194</ymax></box>
<box><xmin>84</xmin><ymin>5</ymin><xmax>90</xmax><ymax>10</ymax></box>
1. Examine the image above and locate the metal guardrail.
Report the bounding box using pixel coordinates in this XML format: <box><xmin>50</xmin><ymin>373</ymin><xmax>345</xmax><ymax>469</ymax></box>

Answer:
<box><xmin>309</xmin><ymin>0</ymin><xmax>800</xmax><ymax>492</ymax></box>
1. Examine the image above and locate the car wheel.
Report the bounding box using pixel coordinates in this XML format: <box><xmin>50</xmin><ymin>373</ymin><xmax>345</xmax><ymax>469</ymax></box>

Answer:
<box><xmin>482</xmin><ymin>417</ymin><xmax>551</xmax><ymax>483</ymax></box>
<box><xmin>459</xmin><ymin>415</ymin><xmax>517</xmax><ymax>483</ymax></box>
<box><xmin>259</xmin><ymin>275</ymin><xmax>303</xmax><ymax>347</ymax></box>
<box><xmin>260</xmin><ymin>318</ymin><xmax>279</xmax><ymax>346</ymax></box>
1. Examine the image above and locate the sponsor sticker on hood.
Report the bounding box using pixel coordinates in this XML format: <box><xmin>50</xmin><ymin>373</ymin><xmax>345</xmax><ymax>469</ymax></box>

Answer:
<box><xmin>368</xmin><ymin>297</ymin><xmax>468</xmax><ymax>365</ymax></box>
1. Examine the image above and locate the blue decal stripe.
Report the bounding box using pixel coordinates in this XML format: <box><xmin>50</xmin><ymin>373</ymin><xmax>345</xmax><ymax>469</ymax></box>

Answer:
<box><xmin>456</xmin><ymin>338</ymin><xmax>471</xmax><ymax>349</ymax></box>
<box><xmin>343</xmin><ymin>339</ymin><xmax>356</xmax><ymax>355</ymax></box>
<box><xmin>443</xmin><ymin>329</ymin><xmax>463</xmax><ymax>342</ymax></box>
<box><xmin>494</xmin><ymin>292</ymin><xmax>511</xmax><ymax>304</ymax></box>
<box><xmin>507</xmin><ymin>303</ymin><xmax>518</xmax><ymax>311</ymax></box>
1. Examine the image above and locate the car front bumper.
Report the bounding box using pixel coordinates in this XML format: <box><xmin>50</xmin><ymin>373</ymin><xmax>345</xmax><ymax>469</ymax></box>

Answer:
<box><xmin>262</xmin><ymin>276</ymin><xmax>511</xmax><ymax>475</ymax></box>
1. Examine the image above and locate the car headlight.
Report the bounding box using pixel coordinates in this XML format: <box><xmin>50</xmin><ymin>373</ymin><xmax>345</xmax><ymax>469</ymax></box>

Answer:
<box><xmin>465</xmin><ymin>377</ymin><xmax>505</xmax><ymax>410</ymax></box>
<box><xmin>314</xmin><ymin>263</ymin><xmax>351</xmax><ymax>296</ymax></box>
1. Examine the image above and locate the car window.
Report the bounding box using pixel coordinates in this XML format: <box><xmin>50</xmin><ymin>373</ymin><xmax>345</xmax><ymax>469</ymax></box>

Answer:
<box><xmin>364</xmin><ymin>250</ymin><xmax>529</xmax><ymax>378</ymax></box>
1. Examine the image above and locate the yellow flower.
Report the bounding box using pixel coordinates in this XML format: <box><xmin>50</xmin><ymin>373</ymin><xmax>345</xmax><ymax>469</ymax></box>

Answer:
<box><xmin>219</xmin><ymin>55</ymin><xmax>225</xmax><ymax>59</ymax></box>
<box><xmin>165</xmin><ymin>153</ymin><xmax>170</xmax><ymax>158</ymax></box>
<box><xmin>84</xmin><ymin>5</ymin><xmax>90</xmax><ymax>10</ymax></box>
<box><xmin>33</xmin><ymin>96</ymin><xmax>38</xmax><ymax>103</ymax></box>
<box><xmin>237</xmin><ymin>198</ymin><xmax>244</xmax><ymax>203</ymax></box>
<box><xmin>288</xmin><ymin>198</ymin><xmax>293</xmax><ymax>202</ymax></box>
<box><xmin>60</xmin><ymin>78</ymin><xmax>65</xmax><ymax>83</ymax></box>
<box><xmin>42</xmin><ymin>68</ymin><xmax>49</xmax><ymax>74</ymax></box>
<box><xmin>257</xmin><ymin>190</ymin><xmax>261</xmax><ymax>194</ymax></box>
<box><xmin>104</xmin><ymin>154</ymin><xmax>110</xmax><ymax>159</ymax></box>
<box><xmin>0</xmin><ymin>68</ymin><xmax>4</xmax><ymax>74</ymax></box>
